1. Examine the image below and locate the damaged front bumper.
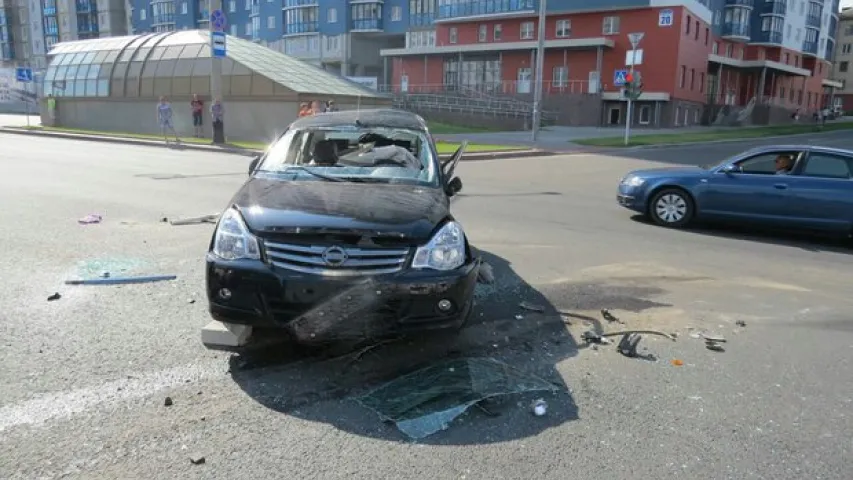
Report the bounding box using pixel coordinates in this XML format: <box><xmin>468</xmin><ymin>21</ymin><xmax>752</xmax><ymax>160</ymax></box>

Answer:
<box><xmin>206</xmin><ymin>254</ymin><xmax>481</xmax><ymax>343</ymax></box>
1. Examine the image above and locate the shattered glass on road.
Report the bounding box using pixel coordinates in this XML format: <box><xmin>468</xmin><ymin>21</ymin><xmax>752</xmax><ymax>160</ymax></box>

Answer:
<box><xmin>356</xmin><ymin>357</ymin><xmax>559</xmax><ymax>439</ymax></box>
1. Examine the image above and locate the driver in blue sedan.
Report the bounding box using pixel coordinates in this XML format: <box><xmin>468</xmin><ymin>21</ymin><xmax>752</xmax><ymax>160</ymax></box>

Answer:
<box><xmin>774</xmin><ymin>155</ymin><xmax>794</xmax><ymax>174</ymax></box>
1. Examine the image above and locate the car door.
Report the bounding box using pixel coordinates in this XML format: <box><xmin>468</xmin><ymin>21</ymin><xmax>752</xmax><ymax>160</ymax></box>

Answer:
<box><xmin>700</xmin><ymin>150</ymin><xmax>802</xmax><ymax>224</ymax></box>
<box><xmin>784</xmin><ymin>151</ymin><xmax>853</xmax><ymax>232</ymax></box>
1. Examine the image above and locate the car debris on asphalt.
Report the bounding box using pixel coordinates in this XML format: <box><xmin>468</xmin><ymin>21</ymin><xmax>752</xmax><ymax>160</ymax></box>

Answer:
<box><xmin>600</xmin><ymin>308</ymin><xmax>623</xmax><ymax>324</ymax></box>
<box><xmin>617</xmin><ymin>332</ymin><xmax>643</xmax><ymax>357</ymax></box>
<box><xmin>356</xmin><ymin>357</ymin><xmax>558</xmax><ymax>439</ymax></box>
<box><xmin>189</xmin><ymin>454</ymin><xmax>206</xmax><ymax>465</ymax></box>
<box><xmin>169</xmin><ymin>213</ymin><xmax>219</xmax><ymax>226</ymax></box>
<box><xmin>77</xmin><ymin>213</ymin><xmax>102</xmax><ymax>225</ymax></box>
<box><xmin>736</xmin><ymin>320</ymin><xmax>747</xmax><ymax>327</ymax></box>
<box><xmin>164</xmin><ymin>396</ymin><xmax>173</xmax><ymax>407</ymax></box>
<box><xmin>476</xmin><ymin>262</ymin><xmax>495</xmax><ymax>284</ymax></box>
<box><xmin>47</xmin><ymin>292</ymin><xmax>61</xmax><ymax>301</ymax></box>
<box><xmin>65</xmin><ymin>275</ymin><xmax>177</xmax><ymax>285</ymax></box>
<box><xmin>531</xmin><ymin>399</ymin><xmax>548</xmax><ymax>416</ymax></box>
<box><xmin>519</xmin><ymin>301</ymin><xmax>545</xmax><ymax>313</ymax></box>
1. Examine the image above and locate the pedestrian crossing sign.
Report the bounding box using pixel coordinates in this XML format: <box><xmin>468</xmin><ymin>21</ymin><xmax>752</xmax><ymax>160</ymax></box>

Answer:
<box><xmin>614</xmin><ymin>69</ymin><xmax>628</xmax><ymax>86</ymax></box>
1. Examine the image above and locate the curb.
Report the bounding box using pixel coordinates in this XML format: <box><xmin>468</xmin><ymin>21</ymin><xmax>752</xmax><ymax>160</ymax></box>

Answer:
<box><xmin>0</xmin><ymin>127</ymin><xmax>553</xmax><ymax>162</ymax></box>
<box><xmin>572</xmin><ymin>127</ymin><xmax>853</xmax><ymax>152</ymax></box>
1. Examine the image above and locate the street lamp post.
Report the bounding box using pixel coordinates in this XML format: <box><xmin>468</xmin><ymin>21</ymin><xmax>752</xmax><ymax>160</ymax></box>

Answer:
<box><xmin>624</xmin><ymin>32</ymin><xmax>644</xmax><ymax>146</ymax></box>
<box><xmin>531</xmin><ymin>0</ymin><xmax>547</xmax><ymax>142</ymax></box>
<box><xmin>210</xmin><ymin>0</ymin><xmax>225</xmax><ymax>144</ymax></box>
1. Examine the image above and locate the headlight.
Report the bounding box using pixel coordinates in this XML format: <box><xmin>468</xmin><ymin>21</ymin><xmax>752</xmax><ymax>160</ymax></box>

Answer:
<box><xmin>212</xmin><ymin>208</ymin><xmax>260</xmax><ymax>260</ymax></box>
<box><xmin>621</xmin><ymin>175</ymin><xmax>645</xmax><ymax>187</ymax></box>
<box><xmin>412</xmin><ymin>221</ymin><xmax>466</xmax><ymax>271</ymax></box>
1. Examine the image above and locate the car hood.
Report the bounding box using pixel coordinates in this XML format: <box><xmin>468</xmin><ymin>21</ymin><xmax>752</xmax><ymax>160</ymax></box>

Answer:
<box><xmin>230</xmin><ymin>177</ymin><xmax>449</xmax><ymax>242</ymax></box>
<box><xmin>624</xmin><ymin>166</ymin><xmax>707</xmax><ymax>179</ymax></box>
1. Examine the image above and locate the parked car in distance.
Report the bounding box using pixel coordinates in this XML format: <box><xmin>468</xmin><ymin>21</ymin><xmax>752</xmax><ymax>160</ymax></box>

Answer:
<box><xmin>206</xmin><ymin>109</ymin><xmax>481</xmax><ymax>345</ymax></box>
<box><xmin>617</xmin><ymin>145</ymin><xmax>853</xmax><ymax>235</ymax></box>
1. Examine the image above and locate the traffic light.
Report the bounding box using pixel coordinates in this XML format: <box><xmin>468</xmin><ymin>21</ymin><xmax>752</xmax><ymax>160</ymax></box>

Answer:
<box><xmin>623</xmin><ymin>71</ymin><xmax>643</xmax><ymax>100</ymax></box>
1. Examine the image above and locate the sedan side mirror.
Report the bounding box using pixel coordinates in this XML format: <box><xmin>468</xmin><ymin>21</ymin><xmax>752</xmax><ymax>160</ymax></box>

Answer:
<box><xmin>721</xmin><ymin>164</ymin><xmax>739</xmax><ymax>174</ymax></box>
<box><xmin>248</xmin><ymin>156</ymin><xmax>260</xmax><ymax>175</ymax></box>
<box><xmin>446</xmin><ymin>177</ymin><xmax>463</xmax><ymax>196</ymax></box>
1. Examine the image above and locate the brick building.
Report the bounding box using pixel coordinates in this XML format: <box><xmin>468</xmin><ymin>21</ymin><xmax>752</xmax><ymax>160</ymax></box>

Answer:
<box><xmin>381</xmin><ymin>0</ymin><xmax>842</xmax><ymax>127</ymax></box>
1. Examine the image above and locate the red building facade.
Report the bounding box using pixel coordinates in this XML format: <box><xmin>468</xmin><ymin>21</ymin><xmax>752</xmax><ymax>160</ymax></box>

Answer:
<box><xmin>381</xmin><ymin>5</ymin><xmax>836</xmax><ymax>127</ymax></box>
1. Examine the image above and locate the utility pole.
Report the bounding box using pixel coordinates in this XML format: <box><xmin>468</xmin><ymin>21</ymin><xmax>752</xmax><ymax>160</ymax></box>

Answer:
<box><xmin>624</xmin><ymin>32</ymin><xmax>644</xmax><ymax>146</ymax></box>
<box><xmin>210</xmin><ymin>0</ymin><xmax>225</xmax><ymax>143</ymax></box>
<box><xmin>531</xmin><ymin>0</ymin><xmax>546</xmax><ymax>141</ymax></box>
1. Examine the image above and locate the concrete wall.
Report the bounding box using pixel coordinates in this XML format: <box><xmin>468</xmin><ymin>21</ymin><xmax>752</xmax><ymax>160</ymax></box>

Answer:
<box><xmin>48</xmin><ymin>96</ymin><xmax>392</xmax><ymax>143</ymax></box>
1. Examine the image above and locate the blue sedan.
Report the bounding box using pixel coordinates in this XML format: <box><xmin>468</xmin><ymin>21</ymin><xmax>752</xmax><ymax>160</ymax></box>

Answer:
<box><xmin>616</xmin><ymin>145</ymin><xmax>853</xmax><ymax>234</ymax></box>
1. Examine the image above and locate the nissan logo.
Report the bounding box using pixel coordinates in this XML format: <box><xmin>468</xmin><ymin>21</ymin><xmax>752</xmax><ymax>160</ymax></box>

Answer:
<box><xmin>321</xmin><ymin>246</ymin><xmax>348</xmax><ymax>267</ymax></box>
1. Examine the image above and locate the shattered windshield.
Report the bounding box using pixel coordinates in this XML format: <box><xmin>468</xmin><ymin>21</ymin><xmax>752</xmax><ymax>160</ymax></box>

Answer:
<box><xmin>256</xmin><ymin>126</ymin><xmax>438</xmax><ymax>186</ymax></box>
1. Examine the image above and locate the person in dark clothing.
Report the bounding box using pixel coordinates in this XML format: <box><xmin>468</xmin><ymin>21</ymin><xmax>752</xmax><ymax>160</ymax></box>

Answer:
<box><xmin>211</xmin><ymin>98</ymin><xmax>225</xmax><ymax>144</ymax></box>
<box><xmin>190</xmin><ymin>94</ymin><xmax>204</xmax><ymax>137</ymax></box>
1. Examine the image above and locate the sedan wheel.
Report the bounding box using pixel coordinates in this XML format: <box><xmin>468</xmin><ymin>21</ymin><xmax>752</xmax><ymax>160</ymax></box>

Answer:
<box><xmin>649</xmin><ymin>189</ymin><xmax>694</xmax><ymax>228</ymax></box>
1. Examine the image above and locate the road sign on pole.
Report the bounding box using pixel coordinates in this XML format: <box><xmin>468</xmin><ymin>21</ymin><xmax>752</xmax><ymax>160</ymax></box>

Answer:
<box><xmin>614</xmin><ymin>69</ymin><xmax>628</xmax><ymax>86</ymax></box>
<box><xmin>210</xmin><ymin>9</ymin><xmax>227</xmax><ymax>32</ymax></box>
<box><xmin>15</xmin><ymin>67</ymin><xmax>33</xmax><ymax>83</ymax></box>
<box><xmin>628</xmin><ymin>32</ymin><xmax>644</xmax><ymax>48</ymax></box>
<box><xmin>211</xmin><ymin>31</ymin><xmax>226</xmax><ymax>57</ymax></box>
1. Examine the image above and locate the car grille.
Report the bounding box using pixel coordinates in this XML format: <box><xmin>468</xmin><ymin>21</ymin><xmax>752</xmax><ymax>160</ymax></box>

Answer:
<box><xmin>264</xmin><ymin>241</ymin><xmax>410</xmax><ymax>276</ymax></box>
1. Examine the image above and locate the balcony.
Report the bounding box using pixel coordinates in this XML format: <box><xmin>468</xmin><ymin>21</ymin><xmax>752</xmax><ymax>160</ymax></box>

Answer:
<box><xmin>805</xmin><ymin>15</ymin><xmax>820</xmax><ymax>29</ymax></box>
<box><xmin>351</xmin><ymin>18</ymin><xmax>382</xmax><ymax>31</ymax></box>
<box><xmin>251</xmin><ymin>4</ymin><xmax>259</xmax><ymax>16</ymax></box>
<box><xmin>284</xmin><ymin>21</ymin><xmax>318</xmax><ymax>36</ymax></box>
<box><xmin>802</xmin><ymin>41</ymin><xmax>818</xmax><ymax>56</ymax></box>
<box><xmin>757</xmin><ymin>30</ymin><xmax>783</xmax><ymax>44</ymax></box>
<box><xmin>409</xmin><ymin>13</ymin><xmax>435</xmax><ymax>27</ymax></box>
<box><xmin>152</xmin><ymin>14</ymin><xmax>176</xmax><ymax>26</ymax></box>
<box><xmin>437</xmin><ymin>0</ymin><xmax>534</xmax><ymax>20</ymax></box>
<box><xmin>43</xmin><ymin>6</ymin><xmax>57</xmax><ymax>15</ymax></box>
<box><xmin>721</xmin><ymin>22</ymin><xmax>750</xmax><ymax>39</ymax></box>
<box><xmin>725</xmin><ymin>0</ymin><xmax>753</xmax><ymax>7</ymax></box>
<box><xmin>78</xmin><ymin>22</ymin><xmax>99</xmax><ymax>34</ymax></box>
<box><xmin>45</xmin><ymin>25</ymin><xmax>59</xmax><ymax>35</ymax></box>
<box><xmin>761</xmin><ymin>0</ymin><xmax>785</xmax><ymax>16</ymax></box>
<box><xmin>1</xmin><ymin>44</ymin><xmax>14</xmax><ymax>61</ymax></box>
<box><xmin>283</xmin><ymin>0</ymin><xmax>318</xmax><ymax>9</ymax></box>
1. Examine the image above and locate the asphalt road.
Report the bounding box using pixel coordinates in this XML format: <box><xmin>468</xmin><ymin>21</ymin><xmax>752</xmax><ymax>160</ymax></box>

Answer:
<box><xmin>1</xmin><ymin>133</ymin><xmax>852</xmax><ymax>480</ymax></box>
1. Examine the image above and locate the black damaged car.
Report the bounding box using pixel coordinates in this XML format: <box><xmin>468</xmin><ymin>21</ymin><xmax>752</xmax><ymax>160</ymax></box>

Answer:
<box><xmin>205</xmin><ymin>109</ymin><xmax>481</xmax><ymax>344</ymax></box>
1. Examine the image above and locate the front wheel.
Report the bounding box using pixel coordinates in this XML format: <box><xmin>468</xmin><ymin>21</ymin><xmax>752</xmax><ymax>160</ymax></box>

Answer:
<box><xmin>648</xmin><ymin>188</ymin><xmax>694</xmax><ymax>228</ymax></box>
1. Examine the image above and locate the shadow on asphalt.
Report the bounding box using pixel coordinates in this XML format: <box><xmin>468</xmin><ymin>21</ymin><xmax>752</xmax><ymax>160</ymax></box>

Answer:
<box><xmin>456</xmin><ymin>191</ymin><xmax>562</xmax><ymax>199</ymax></box>
<box><xmin>629</xmin><ymin>214</ymin><xmax>853</xmax><ymax>254</ymax></box>
<box><xmin>225</xmin><ymin>249</ymin><xmax>676</xmax><ymax>444</ymax></box>
<box><xmin>134</xmin><ymin>172</ymin><xmax>244</xmax><ymax>180</ymax></box>
<box><xmin>226</xmin><ymin>249</ymin><xmax>580</xmax><ymax>444</ymax></box>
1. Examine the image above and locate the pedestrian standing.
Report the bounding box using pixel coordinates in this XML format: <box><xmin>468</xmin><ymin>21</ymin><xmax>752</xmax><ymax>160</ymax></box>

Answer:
<box><xmin>298</xmin><ymin>102</ymin><xmax>312</xmax><ymax>117</ymax></box>
<box><xmin>190</xmin><ymin>93</ymin><xmax>204</xmax><ymax>138</ymax></box>
<box><xmin>157</xmin><ymin>96</ymin><xmax>179</xmax><ymax>144</ymax></box>
<box><xmin>211</xmin><ymin>98</ymin><xmax>225</xmax><ymax>144</ymax></box>
<box><xmin>311</xmin><ymin>100</ymin><xmax>324</xmax><ymax>115</ymax></box>
<box><xmin>326</xmin><ymin>99</ymin><xmax>338</xmax><ymax>112</ymax></box>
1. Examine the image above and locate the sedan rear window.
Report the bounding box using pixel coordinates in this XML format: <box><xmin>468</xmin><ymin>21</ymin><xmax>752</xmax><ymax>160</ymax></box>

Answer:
<box><xmin>256</xmin><ymin>126</ymin><xmax>438</xmax><ymax>186</ymax></box>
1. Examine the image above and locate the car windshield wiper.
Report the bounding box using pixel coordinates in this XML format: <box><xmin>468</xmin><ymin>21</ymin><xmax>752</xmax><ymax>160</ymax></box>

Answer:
<box><xmin>338</xmin><ymin>176</ymin><xmax>392</xmax><ymax>183</ymax></box>
<box><xmin>275</xmin><ymin>166</ymin><xmax>344</xmax><ymax>182</ymax></box>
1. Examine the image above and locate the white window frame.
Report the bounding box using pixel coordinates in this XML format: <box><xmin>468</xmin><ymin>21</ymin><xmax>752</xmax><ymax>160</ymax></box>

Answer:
<box><xmin>181</xmin><ymin>2</ymin><xmax>187</xmax><ymax>14</ymax></box>
<box><xmin>245</xmin><ymin>0</ymin><xmax>250</xmax><ymax>10</ymax></box>
<box><xmin>245</xmin><ymin>22</ymin><xmax>251</xmax><ymax>35</ymax></box>
<box><xmin>391</xmin><ymin>6</ymin><xmax>402</xmax><ymax>21</ymax></box>
<box><xmin>140</xmin><ymin>9</ymin><xmax>146</xmax><ymax>20</ymax></box>
<box><xmin>229</xmin><ymin>0</ymin><xmax>235</xmax><ymax>13</ymax></box>
<box><xmin>478</xmin><ymin>24</ymin><xmax>487</xmax><ymax>42</ymax></box>
<box><xmin>230</xmin><ymin>24</ymin><xmax>237</xmax><ymax>35</ymax></box>
<box><xmin>658</xmin><ymin>10</ymin><xmax>673</xmax><ymax>27</ymax></box>
<box><xmin>552</xmin><ymin>65</ymin><xmax>568</xmax><ymax>87</ymax></box>
<box><xmin>603</xmin><ymin>16</ymin><xmax>619</xmax><ymax>35</ymax></box>
<box><xmin>639</xmin><ymin>105</ymin><xmax>651</xmax><ymax>125</ymax></box>
<box><xmin>556</xmin><ymin>19</ymin><xmax>570</xmax><ymax>38</ymax></box>
<box><xmin>449</xmin><ymin>27</ymin><xmax>458</xmax><ymax>44</ymax></box>
<box><xmin>520</xmin><ymin>21</ymin><xmax>534</xmax><ymax>40</ymax></box>
<box><xmin>328</xmin><ymin>7</ymin><xmax>337</xmax><ymax>23</ymax></box>
<box><xmin>493</xmin><ymin>23</ymin><xmax>502</xmax><ymax>41</ymax></box>
<box><xmin>268</xmin><ymin>15</ymin><xmax>275</xmax><ymax>29</ymax></box>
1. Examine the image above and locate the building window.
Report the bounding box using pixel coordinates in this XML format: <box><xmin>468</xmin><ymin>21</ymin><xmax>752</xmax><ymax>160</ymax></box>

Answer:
<box><xmin>686</xmin><ymin>15</ymin><xmax>691</xmax><ymax>34</ymax></box>
<box><xmin>843</xmin><ymin>44</ymin><xmax>852</xmax><ymax>54</ymax></box>
<box><xmin>700</xmin><ymin>73</ymin><xmax>705</xmax><ymax>93</ymax></box>
<box><xmin>726</xmin><ymin>44</ymin><xmax>733</xmax><ymax>57</ymax></box>
<box><xmin>140</xmin><ymin>9</ymin><xmax>146</xmax><ymax>20</ymax></box>
<box><xmin>181</xmin><ymin>2</ymin><xmax>187</xmax><ymax>14</ymax></box>
<box><xmin>659</xmin><ymin>9</ymin><xmax>673</xmax><ymax>26</ymax></box>
<box><xmin>328</xmin><ymin>7</ymin><xmax>337</xmax><ymax>23</ymax></box>
<box><xmin>478</xmin><ymin>24</ymin><xmax>487</xmax><ymax>42</ymax></box>
<box><xmin>230</xmin><ymin>24</ymin><xmax>237</xmax><ymax>35</ymax></box>
<box><xmin>679</xmin><ymin>65</ymin><xmax>686</xmax><ymax>88</ymax></box>
<box><xmin>786</xmin><ymin>24</ymin><xmax>792</xmax><ymax>40</ymax></box>
<box><xmin>556</xmin><ymin>19</ymin><xmax>570</xmax><ymax>38</ymax></box>
<box><xmin>602</xmin><ymin>16</ymin><xmax>619</xmax><ymax>35</ymax></box>
<box><xmin>639</xmin><ymin>105</ymin><xmax>651</xmax><ymax>125</ymax></box>
<box><xmin>840</xmin><ymin>62</ymin><xmax>849</xmax><ymax>73</ymax></box>
<box><xmin>406</xmin><ymin>30</ymin><xmax>436</xmax><ymax>48</ymax></box>
<box><xmin>268</xmin><ymin>15</ymin><xmax>274</xmax><ymax>28</ymax></box>
<box><xmin>552</xmin><ymin>65</ymin><xmax>568</xmax><ymax>87</ymax></box>
<box><xmin>713</xmin><ymin>10</ymin><xmax>720</xmax><ymax>25</ymax></box>
<box><xmin>449</xmin><ymin>27</ymin><xmax>458</xmax><ymax>44</ymax></box>
<box><xmin>494</xmin><ymin>24</ymin><xmax>502</xmax><ymax>41</ymax></box>
<box><xmin>785</xmin><ymin>52</ymin><xmax>790</xmax><ymax>63</ymax></box>
<box><xmin>520</xmin><ymin>21</ymin><xmax>534</xmax><ymax>40</ymax></box>
<box><xmin>690</xmin><ymin>68</ymin><xmax>695</xmax><ymax>90</ymax></box>
<box><xmin>712</xmin><ymin>42</ymin><xmax>718</xmax><ymax>54</ymax></box>
<box><xmin>229</xmin><ymin>0</ymin><xmax>235</xmax><ymax>13</ymax></box>
<box><xmin>675</xmin><ymin>107</ymin><xmax>680</xmax><ymax>126</ymax></box>
<box><xmin>245</xmin><ymin>22</ymin><xmax>251</xmax><ymax>35</ymax></box>
<box><xmin>796</xmin><ymin>28</ymin><xmax>801</xmax><ymax>42</ymax></box>
<box><xmin>704</xmin><ymin>27</ymin><xmax>708</xmax><ymax>45</ymax></box>
<box><xmin>391</xmin><ymin>6</ymin><xmax>402</xmax><ymax>21</ymax></box>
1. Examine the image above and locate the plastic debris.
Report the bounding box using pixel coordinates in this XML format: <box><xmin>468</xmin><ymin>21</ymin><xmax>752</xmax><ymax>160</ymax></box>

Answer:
<box><xmin>519</xmin><ymin>301</ymin><xmax>545</xmax><ymax>313</ymax></box>
<box><xmin>617</xmin><ymin>333</ymin><xmax>642</xmax><ymax>357</ymax></box>
<box><xmin>78</xmin><ymin>214</ymin><xmax>102</xmax><ymax>225</ymax></box>
<box><xmin>164</xmin><ymin>396</ymin><xmax>173</xmax><ymax>407</ymax></box>
<box><xmin>532</xmin><ymin>399</ymin><xmax>548</xmax><ymax>416</ymax></box>
<box><xmin>169</xmin><ymin>213</ymin><xmax>219</xmax><ymax>226</ymax></box>
<box><xmin>47</xmin><ymin>292</ymin><xmax>61</xmax><ymax>301</ymax></box>
<box><xmin>65</xmin><ymin>275</ymin><xmax>177</xmax><ymax>286</ymax></box>
<box><xmin>706</xmin><ymin>343</ymin><xmax>725</xmax><ymax>352</ymax></box>
<box><xmin>600</xmin><ymin>308</ymin><xmax>622</xmax><ymax>323</ymax></box>
<box><xmin>671</xmin><ymin>359</ymin><xmax>684</xmax><ymax>366</ymax></box>
<box><xmin>356</xmin><ymin>357</ymin><xmax>558</xmax><ymax>439</ymax></box>
<box><xmin>736</xmin><ymin>320</ymin><xmax>747</xmax><ymax>327</ymax></box>
<box><xmin>189</xmin><ymin>454</ymin><xmax>205</xmax><ymax>465</ymax></box>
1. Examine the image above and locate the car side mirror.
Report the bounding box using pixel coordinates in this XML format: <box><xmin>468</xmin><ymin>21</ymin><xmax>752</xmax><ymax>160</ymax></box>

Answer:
<box><xmin>721</xmin><ymin>164</ymin><xmax>739</xmax><ymax>174</ymax></box>
<box><xmin>248</xmin><ymin>156</ymin><xmax>260</xmax><ymax>175</ymax></box>
<box><xmin>446</xmin><ymin>177</ymin><xmax>463</xmax><ymax>196</ymax></box>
